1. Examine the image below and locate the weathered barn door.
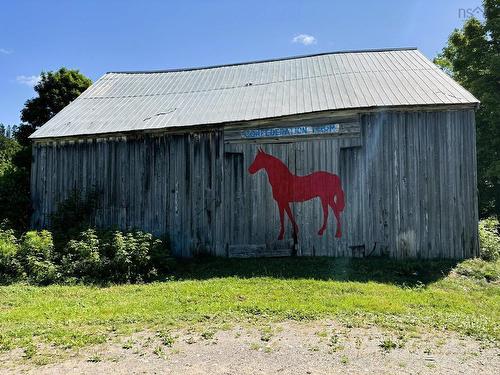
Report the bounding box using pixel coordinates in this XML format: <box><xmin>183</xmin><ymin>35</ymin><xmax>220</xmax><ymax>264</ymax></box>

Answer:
<box><xmin>165</xmin><ymin>132</ymin><xmax>221</xmax><ymax>257</ymax></box>
<box><xmin>222</xmin><ymin>119</ymin><xmax>361</xmax><ymax>257</ymax></box>
<box><xmin>223</xmin><ymin>144</ymin><xmax>296</xmax><ymax>257</ymax></box>
<box><xmin>223</xmin><ymin>151</ymin><xmax>247</xmax><ymax>254</ymax></box>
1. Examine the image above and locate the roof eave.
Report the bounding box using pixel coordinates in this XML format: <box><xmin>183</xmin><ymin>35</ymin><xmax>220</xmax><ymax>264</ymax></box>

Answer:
<box><xmin>29</xmin><ymin>102</ymin><xmax>479</xmax><ymax>142</ymax></box>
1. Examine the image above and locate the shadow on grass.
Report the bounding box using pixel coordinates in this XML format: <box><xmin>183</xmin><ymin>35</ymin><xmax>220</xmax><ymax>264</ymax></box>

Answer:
<box><xmin>0</xmin><ymin>257</ymin><xmax>460</xmax><ymax>287</ymax></box>
<box><xmin>165</xmin><ymin>257</ymin><xmax>459</xmax><ymax>286</ymax></box>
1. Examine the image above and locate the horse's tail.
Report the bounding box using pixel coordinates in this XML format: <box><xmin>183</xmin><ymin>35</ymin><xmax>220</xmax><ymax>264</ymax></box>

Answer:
<box><xmin>332</xmin><ymin>187</ymin><xmax>345</xmax><ymax>213</ymax></box>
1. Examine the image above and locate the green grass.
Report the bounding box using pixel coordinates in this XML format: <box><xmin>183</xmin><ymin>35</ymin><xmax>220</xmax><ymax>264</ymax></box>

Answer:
<box><xmin>0</xmin><ymin>257</ymin><xmax>498</xmax><ymax>352</ymax></box>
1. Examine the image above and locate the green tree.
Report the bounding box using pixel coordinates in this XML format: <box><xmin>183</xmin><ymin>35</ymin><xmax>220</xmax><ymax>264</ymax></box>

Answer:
<box><xmin>0</xmin><ymin>131</ymin><xmax>27</xmax><ymax>231</ymax></box>
<box><xmin>0</xmin><ymin>69</ymin><xmax>92</xmax><ymax>232</ymax></box>
<box><xmin>0</xmin><ymin>126</ymin><xmax>20</xmax><ymax>175</ymax></box>
<box><xmin>434</xmin><ymin>0</ymin><xmax>500</xmax><ymax>217</ymax></box>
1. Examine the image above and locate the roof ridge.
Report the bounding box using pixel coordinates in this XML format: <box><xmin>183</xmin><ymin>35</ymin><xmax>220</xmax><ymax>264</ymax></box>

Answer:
<box><xmin>91</xmin><ymin>64</ymin><xmax>436</xmax><ymax>100</ymax></box>
<box><xmin>107</xmin><ymin>47</ymin><xmax>418</xmax><ymax>75</ymax></box>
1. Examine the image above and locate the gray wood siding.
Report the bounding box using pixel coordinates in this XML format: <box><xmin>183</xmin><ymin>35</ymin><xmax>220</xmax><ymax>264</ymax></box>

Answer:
<box><xmin>31</xmin><ymin>131</ymin><xmax>223</xmax><ymax>257</ymax></box>
<box><xmin>31</xmin><ymin>109</ymin><xmax>478</xmax><ymax>259</ymax></box>
<box><xmin>358</xmin><ymin>110</ymin><xmax>479</xmax><ymax>259</ymax></box>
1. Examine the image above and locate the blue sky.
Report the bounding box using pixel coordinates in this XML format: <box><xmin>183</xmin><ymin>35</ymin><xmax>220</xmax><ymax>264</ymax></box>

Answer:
<box><xmin>0</xmin><ymin>0</ymin><xmax>484</xmax><ymax>125</ymax></box>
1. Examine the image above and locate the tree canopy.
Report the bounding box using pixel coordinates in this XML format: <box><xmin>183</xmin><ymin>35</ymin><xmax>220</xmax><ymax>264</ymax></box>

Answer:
<box><xmin>0</xmin><ymin>127</ymin><xmax>20</xmax><ymax>176</ymax></box>
<box><xmin>0</xmin><ymin>68</ymin><xmax>92</xmax><ymax>231</ymax></box>
<box><xmin>0</xmin><ymin>130</ymin><xmax>27</xmax><ymax>230</ymax></box>
<box><xmin>435</xmin><ymin>0</ymin><xmax>500</xmax><ymax>218</ymax></box>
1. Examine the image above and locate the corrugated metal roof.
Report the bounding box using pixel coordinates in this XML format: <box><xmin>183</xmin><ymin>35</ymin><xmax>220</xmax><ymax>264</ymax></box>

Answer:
<box><xmin>30</xmin><ymin>48</ymin><xmax>479</xmax><ymax>139</ymax></box>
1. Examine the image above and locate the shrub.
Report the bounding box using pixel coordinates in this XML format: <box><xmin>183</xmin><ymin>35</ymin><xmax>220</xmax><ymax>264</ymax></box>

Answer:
<box><xmin>18</xmin><ymin>231</ymin><xmax>57</xmax><ymax>285</ymax></box>
<box><xmin>60</xmin><ymin>229</ymin><xmax>168</xmax><ymax>283</ymax></box>
<box><xmin>0</xmin><ymin>224</ymin><xmax>170</xmax><ymax>285</ymax></box>
<box><xmin>478</xmin><ymin>217</ymin><xmax>500</xmax><ymax>261</ymax></box>
<box><xmin>62</xmin><ymin>229</ymin><xmax>102</xmax><ymax>281</ymax></box>
<box><xmin>106</xmin><ymin>231</ymin><xmax>160</xmax><ymax>283</ymax></box>
<box><xmin>0</xmin><ymin>228</ymin><xmax>22</xmax><ymax>282</ymax></box>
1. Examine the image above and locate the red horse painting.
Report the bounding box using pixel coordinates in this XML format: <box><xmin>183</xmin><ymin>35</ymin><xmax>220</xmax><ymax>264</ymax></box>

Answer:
<box><xmin>248</xmin><ymin>148</ymin><xmax>345</xmax><ymax>241</ymax></box>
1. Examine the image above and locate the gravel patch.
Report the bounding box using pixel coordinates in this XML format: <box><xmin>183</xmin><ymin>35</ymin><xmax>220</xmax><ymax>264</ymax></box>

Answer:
<box><xmin>1</xmin><ymin>321</ymin><xmax>498</xmax><ymax>375</ymax></box>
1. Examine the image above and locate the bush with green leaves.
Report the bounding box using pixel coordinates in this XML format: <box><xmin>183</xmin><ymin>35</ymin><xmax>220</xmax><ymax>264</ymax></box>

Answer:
<box><xmin>478</xmin><ymin>217</ymin><xmax>500</xmax><ymax>261</ymax></box>
<box><xmin>17</xmin><ymin>230</ymin><xmax>57</xmax><ymax>285</ymax></box>
<box><xmin>60</xmin><ymin>229</ymin><xmax>168</xmax><ymax>283</ymax></box>
<box><xmin>0</xmin><ymin>228</ymin><xmax>22</xmax><ymax>283</ymax></box>
<box><xmin>0</xmin><ymin>225</ymin><xmax>170</xmax><ymax>285</ymax></box>
<box><xmin>61</xmin><ymin>229</ymin><xmax>102</xmax><ymax>282</ymax></box>
<box><xmin>106</xmin><ymin>231</ymin><xmax>161</xmax><ymax>283</ymax></box>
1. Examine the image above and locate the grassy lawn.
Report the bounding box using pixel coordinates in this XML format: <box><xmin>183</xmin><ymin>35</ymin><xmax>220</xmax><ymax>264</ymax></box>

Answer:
<box><xmin>0</xmin><ymin>257</ymin><xmax>499</xmax><ymax>352</ymax></box>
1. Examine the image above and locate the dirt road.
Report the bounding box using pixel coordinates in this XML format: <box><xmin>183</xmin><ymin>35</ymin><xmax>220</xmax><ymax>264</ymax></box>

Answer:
<box><xmin>1</xmin><ymin>321</ymin><xmax>498</xmax><ymax>375</ymax></box>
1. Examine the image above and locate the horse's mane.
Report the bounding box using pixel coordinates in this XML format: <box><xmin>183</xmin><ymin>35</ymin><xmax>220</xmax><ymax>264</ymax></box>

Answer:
<box><xmin>261</xmin><ymin>152</ymin><xmax>291</xmax><ymax>175</ymax></box>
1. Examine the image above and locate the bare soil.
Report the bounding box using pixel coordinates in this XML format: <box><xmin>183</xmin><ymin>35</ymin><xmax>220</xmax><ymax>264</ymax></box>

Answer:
<box><xmin>1</xmin><ymin>321</ymin><xmax>498</xmax><ymax>375</ymax></box>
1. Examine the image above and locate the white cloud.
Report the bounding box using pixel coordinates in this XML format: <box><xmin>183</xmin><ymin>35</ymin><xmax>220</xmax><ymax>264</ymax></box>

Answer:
<box><xmin>0</xmin><ymin>48</ymin><xmax>12</xmax><ymax>55</ymax></box>
<box><xmin>16</xmin><ymin>75</ymin><xmax>41</xmax><ymax>87</ymax></box>
<box><xmin>292</xmin><ymin>34</ymin><xmax>317</xmax><ymax>46</ymax></box>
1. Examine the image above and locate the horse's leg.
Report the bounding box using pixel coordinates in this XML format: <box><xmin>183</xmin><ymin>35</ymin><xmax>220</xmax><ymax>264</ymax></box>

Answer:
<box><xmin>318</xmin><ymin>198</ymin><xmax>329</xmax><ymax>236</ymax></box>
<box><xmin>277</xmin><ymin>202</ymin><xmax>286</xmax><ymax>240</ymax></box>
<box><xmin>284</xmin><ymin>204</ymin><xmax>298</xmax><ymax>242</ymax></box>
<box><xmin>328</xmin><ymin>195</ymin><xmax>342</xmax><ymax>238</ymax></box>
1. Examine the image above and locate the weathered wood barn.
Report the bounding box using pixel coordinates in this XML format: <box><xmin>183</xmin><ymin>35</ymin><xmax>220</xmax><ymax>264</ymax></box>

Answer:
<box><xmin>30</xmin><ymin>48</ymin><xmax>480</xmax><ymax>259</ymax></box>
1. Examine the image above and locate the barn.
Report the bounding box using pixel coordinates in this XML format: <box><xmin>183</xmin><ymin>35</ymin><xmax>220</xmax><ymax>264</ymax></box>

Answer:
<box><xmin>29</xmin><ymin>48</ymin><xmax>480</xmax><ymax>259</ymax></box>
